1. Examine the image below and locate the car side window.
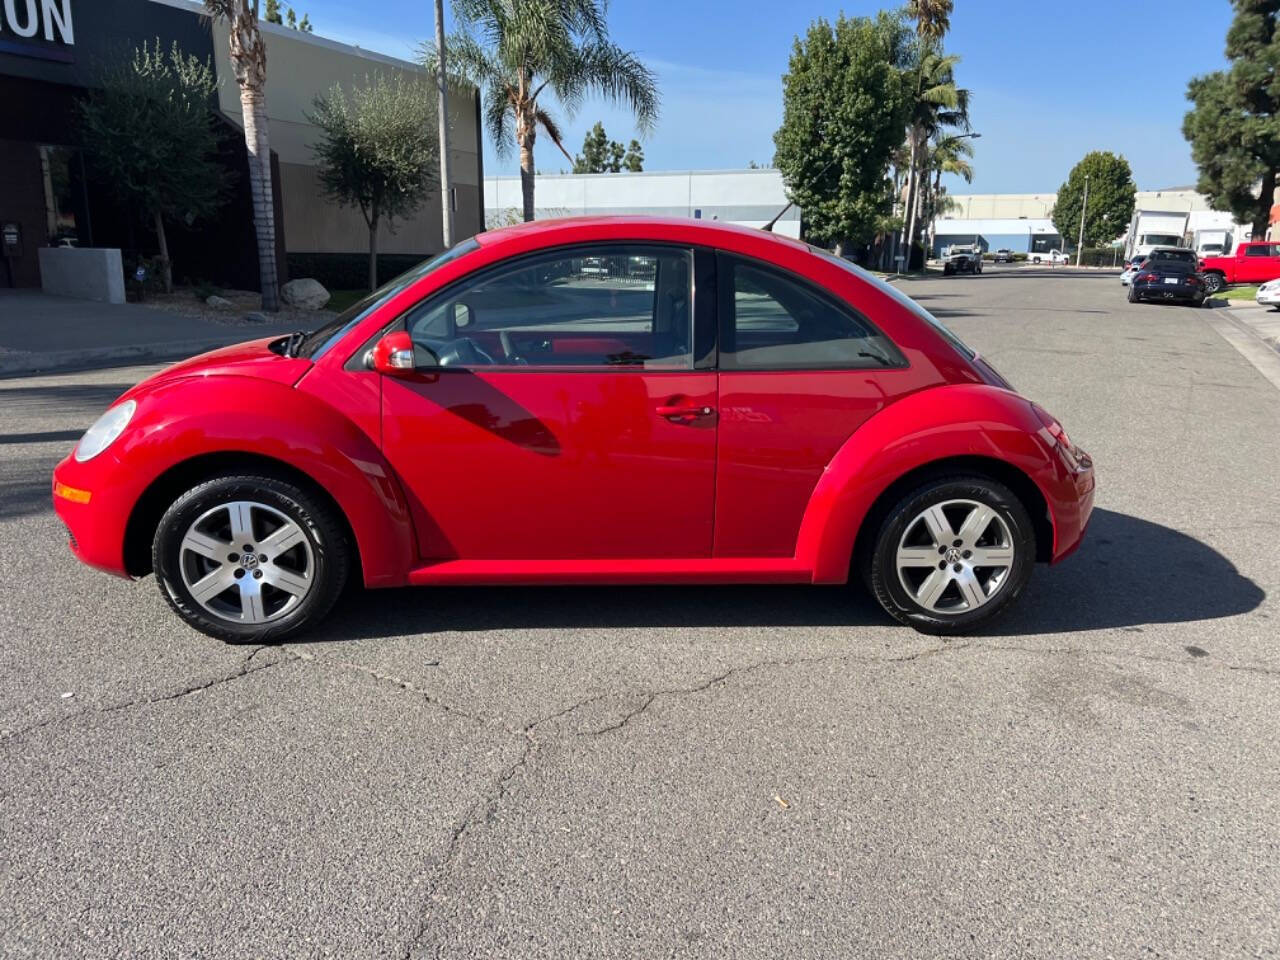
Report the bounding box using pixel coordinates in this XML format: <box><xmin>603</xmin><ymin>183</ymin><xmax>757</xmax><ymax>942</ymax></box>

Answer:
<box><xmin>720</xmin><ymin>256</ymin><xmax>904</xmax><ymax>370</ymax></box>
<box><xmin>1245</xmin><ymin>245</ymin><xmax>1272</xmax><ymax>257</ymax></box>
<box><xmin>403</xmin><ymin>244</ymin><xmax>694</xmax><ymax>369</ymax></box>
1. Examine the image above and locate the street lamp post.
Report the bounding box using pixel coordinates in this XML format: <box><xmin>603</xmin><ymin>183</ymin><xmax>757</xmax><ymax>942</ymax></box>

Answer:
<box><xmin>1076</xmin><ymin>174</ymin><xmax>1090</xmax><ymax>268</ymax></box>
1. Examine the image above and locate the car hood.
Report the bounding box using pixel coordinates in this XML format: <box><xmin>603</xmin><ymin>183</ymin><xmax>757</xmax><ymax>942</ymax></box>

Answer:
<box><xmin>121</xmin><ymin>336</ymin><xmax>312</xmax><ymax>401</ymax></box>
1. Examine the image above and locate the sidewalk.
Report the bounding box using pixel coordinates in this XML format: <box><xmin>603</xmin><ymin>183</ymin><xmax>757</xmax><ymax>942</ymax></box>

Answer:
<box><xmin>1205</xmin><ymin>299</ymin><xmax>1280</xmax><ymax>393</ymax></box>
<box><xmin>0</xmin><ymin>289</ymin><xmax>302</xmax><ymax>377</ymax></box>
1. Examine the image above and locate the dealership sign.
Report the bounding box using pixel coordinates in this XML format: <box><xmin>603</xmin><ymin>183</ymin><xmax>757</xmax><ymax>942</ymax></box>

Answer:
<box><xmin>0</xmin><ymin>0</ymin><xmax>75</xmax><ymax>61</ymax></box>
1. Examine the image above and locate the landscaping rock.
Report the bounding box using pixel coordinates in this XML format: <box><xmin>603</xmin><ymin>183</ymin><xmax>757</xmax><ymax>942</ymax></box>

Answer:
<box><xmin>244</xmin><ymin>312</ymin><xmax>269</xmax><ymax>324</ymax></box>
<box><xmin>281</xmin><ymin>278</ymin><xmax>330</xmax><ymax>310</ymax></box>
<box><xmin>205</xmin><ymin>295</ymin><xmax>234</xmax><ymax>309</ymax></box>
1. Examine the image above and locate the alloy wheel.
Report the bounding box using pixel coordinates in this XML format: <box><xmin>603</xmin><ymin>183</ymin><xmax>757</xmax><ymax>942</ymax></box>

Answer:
<box><xmin>895</xmin><ymin>499</ymin><xmax>1015</xmax><ymax>614</ymax></box>
<box><xmin>178</xmin><ymin>500</ymin><xmax>315</xmax><ymax>624</ymax></box>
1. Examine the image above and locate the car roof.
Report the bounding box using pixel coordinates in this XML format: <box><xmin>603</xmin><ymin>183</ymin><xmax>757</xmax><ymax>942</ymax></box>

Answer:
<box><xmin>1148</xmin><ymin>246</ymin><xmax>1194</xmax><ymax>253</ymax></box>
<box><xmin>473</xmin><ymin>215</ymin><xmax>813</xmax><ymax>255</ymax></box>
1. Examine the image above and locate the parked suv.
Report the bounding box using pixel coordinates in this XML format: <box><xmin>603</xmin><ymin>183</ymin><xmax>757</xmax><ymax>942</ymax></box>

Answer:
<box><xmin>54</xmin><ymin>218</ymin><xmax>1094</xmax><ymax>642</ymax></box>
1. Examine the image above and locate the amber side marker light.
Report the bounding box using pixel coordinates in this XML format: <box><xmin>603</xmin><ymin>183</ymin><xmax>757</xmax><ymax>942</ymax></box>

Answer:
<box><xmin>54</xmin><ymin>481</ymin><xmax>92</xmax><ymax>504</ymax></box>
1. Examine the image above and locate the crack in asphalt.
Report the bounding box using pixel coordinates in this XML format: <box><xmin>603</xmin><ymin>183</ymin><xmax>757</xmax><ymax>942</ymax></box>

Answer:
<box><xmin>0</xmin><ymin>645</ymin><xmax>294</xmax><ymax>744</ymax></box>
<box><xmin>286</xmin><ymin>649</ymin><xmax>491</xmax><ymax>726</ymax></box>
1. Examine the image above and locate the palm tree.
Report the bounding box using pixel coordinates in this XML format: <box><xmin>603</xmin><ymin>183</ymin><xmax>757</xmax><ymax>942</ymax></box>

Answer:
<box><xmin>906</xmin><ymin>0</ymin><xmax>953</xmax><ymax>45</ymax></box>
<box><xmin>203</xmin><ymin>0</ymin><xmax>279</xmax><ymax>311</ymax></box>
<box><xmin>922</xmin><ymin>132</ymin><xmax>974</xmax><ymax>248</ymax></box>
<box><xmin>902</xmin><ymin>50</ymin><xmax>970</xmax><ymax>264</ymax></box>
<box><xmin>426</xmin><ymin>0</ymin><xmax>658</xmax><ymax>222</ymax></box>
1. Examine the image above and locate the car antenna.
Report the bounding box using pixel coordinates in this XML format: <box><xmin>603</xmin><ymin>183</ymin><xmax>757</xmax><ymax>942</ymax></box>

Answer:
<box><xmin>761</xmin><ymin>151</ymin><xmax>842</xmax><ymax>232</ymax></box>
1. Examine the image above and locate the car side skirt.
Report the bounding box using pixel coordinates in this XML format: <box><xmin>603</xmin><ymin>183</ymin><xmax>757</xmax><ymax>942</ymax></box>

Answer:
<box><xmin>407</xmin><ymin>557</ymin><xmax>812</xmax><ymax>586</ymax></box>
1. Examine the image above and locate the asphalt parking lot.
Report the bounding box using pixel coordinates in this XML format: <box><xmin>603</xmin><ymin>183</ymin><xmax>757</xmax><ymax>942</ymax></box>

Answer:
<box><xmin>3</xmin><ymin>267</ymin><xmax>1279</xmax><ymax>958</ymax></box>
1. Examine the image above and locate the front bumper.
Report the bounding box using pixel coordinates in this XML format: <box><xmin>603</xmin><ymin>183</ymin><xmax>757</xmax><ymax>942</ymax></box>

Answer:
<box><xmin>1256</xmin><ymin>288</ymin><xmax>1280</xmax><ymax>305</ymax></box>
<box><xmin>52</xmin><ymin>453</ymin><xmax>135</xmax><ymax>578</ymax></box>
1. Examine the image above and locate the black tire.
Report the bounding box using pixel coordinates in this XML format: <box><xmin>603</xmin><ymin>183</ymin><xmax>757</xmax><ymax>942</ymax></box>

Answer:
<box><xmin>863</xmin><ymin>475</ymin><xmax>1036</xmax><ymax>635</ymax></box>
<box><xmin>1127</xmin><ymin>285</ymin><xmax>1140</xmax><ymax>303</ymax></box>
<box><xmin>1203</xmin><ymin>272</ymin><xmax>1225</xmax><ymax>295</ymax></box>
<box><xmin>152</xmin><ymin>474</ymin><xmax>350</xmax><ymax>643</ymax></box>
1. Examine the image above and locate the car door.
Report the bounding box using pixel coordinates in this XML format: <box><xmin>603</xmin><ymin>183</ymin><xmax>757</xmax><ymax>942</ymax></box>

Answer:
<box><xmin>1241</xmin><ymin>243</ymin><xmax>1277</xmax><ymax>283</ymax></box>
<box><xmin>379</xmin><ymin>243</ymin><xmax>718</xmax><ymax>562</ymax></box>
<box><xmin>713</xmin><ymin>253</ymin><xmax>914</xmax><ymax>558</ymax></box>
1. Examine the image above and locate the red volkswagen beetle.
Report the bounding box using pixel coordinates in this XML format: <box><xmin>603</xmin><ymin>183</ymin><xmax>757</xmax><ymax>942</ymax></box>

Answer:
<box><xmin>52</xmin><ymin>217</ymin><xmax>1093</xmax><ymax>641</ymax></box>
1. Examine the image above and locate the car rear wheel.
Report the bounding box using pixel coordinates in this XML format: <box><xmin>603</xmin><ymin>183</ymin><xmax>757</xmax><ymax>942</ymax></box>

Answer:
<box><xmin>152</xmin><ymin>475</ymin><xmax>350</xmax><ymax>643</ymax></box>
<box><xmin>865</xmin><ymin>476</ymin><xmax>1036</xmax><ymax>635</ymax></box>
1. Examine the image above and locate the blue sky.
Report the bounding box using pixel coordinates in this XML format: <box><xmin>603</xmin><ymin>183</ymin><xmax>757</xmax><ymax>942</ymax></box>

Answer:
<box><xmin>292</xmin><ymin>0</ymin><xmax>1235</xmax><ymax>193</ymax></box>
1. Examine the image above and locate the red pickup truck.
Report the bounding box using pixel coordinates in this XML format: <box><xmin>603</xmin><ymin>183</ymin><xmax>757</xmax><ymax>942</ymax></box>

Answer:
<box><xmin>1199</xmin><ymin>241</ymin><xmax>1280</xmax><ymax>293</ymax></box>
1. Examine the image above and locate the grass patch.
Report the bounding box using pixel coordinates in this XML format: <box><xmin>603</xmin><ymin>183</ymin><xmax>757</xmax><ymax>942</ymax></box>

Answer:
<box><xmin>1219</xmin><ymin>284</ymin><xmax>1261</xmax><ymax>301</ymax></box>
<box><xmin>325</xmin><ymin>289</ymin><xmax>369</xmax><ymax>313</ymax></box>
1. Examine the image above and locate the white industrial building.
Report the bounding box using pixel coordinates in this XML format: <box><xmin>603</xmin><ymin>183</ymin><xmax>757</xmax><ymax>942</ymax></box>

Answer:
<box><xmin>935</xmin><ymin>187</ymin><xmax>1253</xmax><ymax>255</ymax></box>
<box><xmin>483</xmin><ymin>168</ymin><xmax>801</xmax><ymax>238</ymax></box>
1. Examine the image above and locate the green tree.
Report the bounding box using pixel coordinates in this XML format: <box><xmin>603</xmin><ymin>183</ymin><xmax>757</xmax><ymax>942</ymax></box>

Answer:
<box><xmin>1183</xmin><ymin>0</ymin><xmax>1280</xmax><ymax>238</ymax></box>
<box><xmin>310</xmin><ymin>75</ymin><xmax>440</xmax><ymax>291</ymax></box>
<box><xmin>264</xmin><ymin>0</ymin><xmax>281</xmax><ymax>23</ymax></box>
<box><xmin>77</xmin><ymin>41</ymin><xmax>230</xmax><ymax>294</ymax></box>
<box><xmin>623</xmin><ymin>139</ymin><xmax>643</xmax><ymax>172</ymax></box>
<box><xmin>573</xmin><ymin>121</ymin><xmax>612</xmax><ymax>172</ymax></box>
<box><xmin>772</xmin><ymin>13</ymin><xmax>913</xmax><ymax>253</ymax></box>
<box><xmin>425</xmin><ymin>0</ymin><xmax>659</xmax><ymax>221</ymax></box>
<box><xmin>1051</xmin><ymin>151</ymin><xmax>1136</xmax><ymax>250</ymax></box>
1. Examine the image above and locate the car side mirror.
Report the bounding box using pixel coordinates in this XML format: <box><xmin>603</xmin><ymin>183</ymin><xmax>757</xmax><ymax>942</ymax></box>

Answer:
<box><xmin>369</xmin><ymin>331</ymin><xmax>418</xmax><ymax>376</ymax></box>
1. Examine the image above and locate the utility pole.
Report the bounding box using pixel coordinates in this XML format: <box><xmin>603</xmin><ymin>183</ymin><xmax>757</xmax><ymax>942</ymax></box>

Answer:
<box><xmin>1076</xmin><ymin>174</ymin><xmax>1089</xmax><ymax>268</ymax></box>
<box><xmin>434</xmin><ymin>0</ymin><xmax>454</xmax><ymax>247</ymax></box>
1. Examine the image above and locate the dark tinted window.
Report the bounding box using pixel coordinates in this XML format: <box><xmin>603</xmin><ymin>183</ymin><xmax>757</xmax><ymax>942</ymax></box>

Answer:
<box><xmin>1147</xmin><ymin>249</ymin><xmax>1196</xmax><ymax>265</ymax></box>
<box><xmin>1245</xmin><ymin>244</ymin><xmax>1278</xmax><ymax>257</ymax></box>
<box><xmin>721</xmin><ymin>256</ymin><xmax>904</xmax><ymax>370</ymax></box>
<box><xmin>406</xmin><ymin>245</ymin><xmax>693</xmax><ymax>369</ymax></box>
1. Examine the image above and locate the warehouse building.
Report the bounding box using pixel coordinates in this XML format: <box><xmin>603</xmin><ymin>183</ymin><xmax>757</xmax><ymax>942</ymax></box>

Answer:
<box><xmin>931</xmin><ymin>218</ymin><xmax>1062</xmax><ymax>258</ymax></box>
<box><xmin>0</xmin><ymin>0</ymin><xmax>482</xmax><ymax>293</ymax></box>
<box><xmin>484</xmin><ymin>168</ymin><xmax>801</xmax><ymax>238</ymax></box>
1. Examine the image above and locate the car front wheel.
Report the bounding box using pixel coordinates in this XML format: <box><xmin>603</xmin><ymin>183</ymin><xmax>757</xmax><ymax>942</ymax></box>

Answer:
<box><xmin>1202</xmin><ymin>273</ymin><xmax>1225</xmax><ymax>295</ymax></box>
<box><xmin>152</xmin><ymin>474</ymin><xmax>350</xmax><ymax>643</ymax></box>
<box><xmin>865</xmin><ymin>476</ymin><xmax>1036</xmax><ymax>635</ymax></box>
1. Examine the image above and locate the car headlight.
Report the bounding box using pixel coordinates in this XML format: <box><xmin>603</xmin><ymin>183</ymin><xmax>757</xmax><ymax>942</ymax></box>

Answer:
<box><xmin>74</xmin><ymin>399</ymin><xmax>136</xmax><ymax>462</ymax></box>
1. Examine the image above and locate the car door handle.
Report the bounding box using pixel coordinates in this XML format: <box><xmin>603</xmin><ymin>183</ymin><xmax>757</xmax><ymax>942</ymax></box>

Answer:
<box><xmin>656</xmin><ymin>403</ymin><xmax>715</xmax><ymax>423</ymax></box>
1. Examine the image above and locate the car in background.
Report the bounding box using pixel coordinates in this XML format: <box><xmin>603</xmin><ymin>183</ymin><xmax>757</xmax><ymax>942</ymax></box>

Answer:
<box><xmin>1120</xmin><ymin>254</ymin><xmax>1148</xmax><ymax>286</ymax></box>
<box><xmin>1127</xmin><ymin>247</ymin><xmax>1205</xmax><ymax>306</ymax></box>
<box><xmin>993</xmin><ymin>249</ymin><xmax>1015</xmax><ymax>264</ymax></box>
<box><xmin>1198</xmin><ymin>240</ymin><xmax>1280</xmax><ymax>294</ymax></box>
<box><xmin>1028</xmin><ymin>250</ymin><xmax>1069</xmax><ymax>265</ymax></box>
<box><xmin>1256</xmin><ymin>279</ymin><xmax>1280</xmax><ymax>309</ymax></box>
<box><xmin>52</xmin><ymin>216</ymin><xmax>1094</xmax><ymax>641</ymax></box>
<box><xmin>943</xmin><ymin>244</ymin><xmax>983</xmax><ymax>275</ymax></box>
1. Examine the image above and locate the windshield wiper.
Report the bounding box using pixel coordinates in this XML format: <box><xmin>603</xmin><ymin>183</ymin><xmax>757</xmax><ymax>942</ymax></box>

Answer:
<box><xmin>282</xmin><ymin>330</ymin><xmax>307</xmax><ymax>358</ymax></box>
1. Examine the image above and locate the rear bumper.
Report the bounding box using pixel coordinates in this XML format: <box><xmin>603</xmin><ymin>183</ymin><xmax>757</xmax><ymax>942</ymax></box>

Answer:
<box><xmin>1132</xmin><ymin>283</ymin><xmax>1203</xmax><ymax>302</ymax></box>
<box><xmin>1048</xmin><ymin>446</ymin><xmax>1095</xmax><ymax>564</ymax></box>
<box><xmin>52</xmin><ymin>453</ymin><xmax>134</xmax><ymax>578</ymax></box>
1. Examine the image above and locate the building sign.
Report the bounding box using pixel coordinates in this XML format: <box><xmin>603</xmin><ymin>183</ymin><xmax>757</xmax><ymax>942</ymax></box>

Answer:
<box><xmin>0</xmin><ymin>0</ymin><xmax>75</xmax><ymax>62</ymax></box>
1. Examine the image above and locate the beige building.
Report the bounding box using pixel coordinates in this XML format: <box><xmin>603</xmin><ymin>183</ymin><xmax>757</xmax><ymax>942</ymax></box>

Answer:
<box><xmin>946</xmin><ymin>188</ymin><xmax>1222</xmax><ymax>221</ymax></box>
<box><xmin>197</xmin><ymin>2</ymin><xmax>484</xmax><ymax>261</ymax></box>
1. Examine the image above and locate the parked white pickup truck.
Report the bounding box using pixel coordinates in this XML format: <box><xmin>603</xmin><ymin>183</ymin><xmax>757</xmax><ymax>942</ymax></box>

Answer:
<box><xmin>1027</xmin><ymin>249</ymin><xmax>1069</xmax><ymax>265</ymax></box>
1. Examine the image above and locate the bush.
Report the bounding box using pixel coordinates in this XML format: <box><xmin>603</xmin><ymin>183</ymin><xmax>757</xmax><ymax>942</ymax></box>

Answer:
<box><xmin>192</xmin><ymin>279</ymin><xmax>224</xmax><ymax>301</ymax></box>
<box><xmin>286</xmin><ymin>252</ymin><xmax>426</xmax><ymax>291</ymax></box>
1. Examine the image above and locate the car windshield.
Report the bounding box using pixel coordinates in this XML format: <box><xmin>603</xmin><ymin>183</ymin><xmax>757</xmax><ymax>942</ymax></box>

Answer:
<box><xmin>814</xmin><ymin>249</ymin><xmax>975</xmax><ymax>359</ymax></box>
<box><xmin>296</xmin><ymin>239</ymin><xmax>481</xmax><ymax>360</ymax></box>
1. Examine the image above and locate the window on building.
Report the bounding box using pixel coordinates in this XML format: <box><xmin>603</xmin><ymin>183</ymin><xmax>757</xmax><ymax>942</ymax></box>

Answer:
<box><xmin>39</xmin><ymin>146</ymin><xmax>82</xmax><ymax>247</ymax></box>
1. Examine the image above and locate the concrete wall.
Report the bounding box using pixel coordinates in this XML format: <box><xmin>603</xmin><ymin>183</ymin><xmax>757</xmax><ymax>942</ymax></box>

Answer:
<box><xmin>485</xmin><ymin>169</ymin><xmax>801</xmax><ymax>238</ymax></box>
<box><xmin>38</xmin><ymin>247</ymin><xmax>124</xmax><ymax>303</ymax></box>
<box><xmin>168</xmin><ymin>0</ymin><xmax>484</xmax><ymax>257</ymax></box>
